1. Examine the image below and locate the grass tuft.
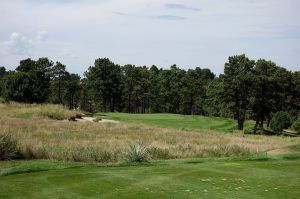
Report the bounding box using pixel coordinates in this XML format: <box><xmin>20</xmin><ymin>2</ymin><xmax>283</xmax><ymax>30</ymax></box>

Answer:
<box><xmin>123</xmin><ymin>142</ymin><xmax>149</xmax><ymax>163</ymax></box>
<box><xmin>0</xmin><ymin>133</ymin><xmax>19</xmax><ymax>160</ymax></box>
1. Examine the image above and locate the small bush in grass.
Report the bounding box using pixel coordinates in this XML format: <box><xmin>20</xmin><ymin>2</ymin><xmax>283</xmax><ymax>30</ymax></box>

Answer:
<box><xmin>270</xmin><ymin>111</ymin><xmax>292</xmax><ymax>134</ymax></box>
<box><xmin>123</xmin><ymin>142</ymin><xmax>149</xmax><ymax>163</ymax></box>
<box><xmin>292</xmin><ymin>113</ymin><xmax>300</xmax><ymax>133</ymax></box>
<box><xmin>0</xmin><ymin>133</ymin><xmax>18</xmax><ymax>160</ymax></box>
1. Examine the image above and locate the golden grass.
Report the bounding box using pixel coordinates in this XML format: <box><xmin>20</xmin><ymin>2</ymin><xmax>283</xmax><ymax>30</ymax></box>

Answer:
<box><xmin>1</xmin><ymin>103</ymin><xmax>300</xmax><ymax>162</ymax></box>
<box><xmin>0</xmin><ymin>102</ymin><xmax>81</xmax><ymax>120</ymax></box>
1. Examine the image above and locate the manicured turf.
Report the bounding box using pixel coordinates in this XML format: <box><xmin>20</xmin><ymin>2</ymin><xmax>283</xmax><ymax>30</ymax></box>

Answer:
<box><xmin>96</xmin><ymin>113</ymin><xmax>254</xmax><ymax>133</ymax></box>
<box><xmin>1</xmin><ymin>156</ymin><xmax>300</xmax><ymax>199</ymax></box>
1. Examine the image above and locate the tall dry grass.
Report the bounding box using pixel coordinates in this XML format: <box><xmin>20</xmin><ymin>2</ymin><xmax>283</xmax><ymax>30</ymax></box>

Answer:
<box><xmin>0</xmin><ymin>102</ymin><xmax>81</xmax><ymax>120</ymax></box>
<box><xmin>1</xmin><ymin>103</ymin><xmax>300</xmax><ymax>162</ymax></box>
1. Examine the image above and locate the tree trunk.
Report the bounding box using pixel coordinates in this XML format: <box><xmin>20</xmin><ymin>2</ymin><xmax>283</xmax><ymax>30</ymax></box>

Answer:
<box><xmin>238</xmin><ymin>118</ymin><xmax>244</xmax><ymax>130</ymax></box>
<box><xmin>128</xmin><ymin>94</ymin><xmax>131</xmax><ymax>113</ymax></box>
<box><xmin>253</xmin><ymin>118</ymin><xmax>259</xmax><ymax>134</ymax></box>
<box><xmin>104</xmin><ymin>98</ymin><xmax>107</xmax><ymax>112</ymax></box>
<box><xmin>259</xmin><ymin>117</ymin><xmax>264</xmax><ymax>129</ymax></box>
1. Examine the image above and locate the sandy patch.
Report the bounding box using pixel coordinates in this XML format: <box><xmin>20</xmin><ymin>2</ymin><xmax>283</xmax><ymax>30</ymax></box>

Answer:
<box><xmin>99</xmin><ymin>119</ymin><xmax>119</xmax><ymax>124</ymax></box>
<box><xmin>76</xmin><ymin>117</ymin><xmax>119</xmax><ymax>123</ymax></box>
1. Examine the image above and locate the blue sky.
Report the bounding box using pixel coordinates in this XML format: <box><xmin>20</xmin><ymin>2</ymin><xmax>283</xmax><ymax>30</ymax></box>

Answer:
<box><xmin>0</xmin><ymin>0</ymin><xmax>299</xmax><ymax>75</ymax></box>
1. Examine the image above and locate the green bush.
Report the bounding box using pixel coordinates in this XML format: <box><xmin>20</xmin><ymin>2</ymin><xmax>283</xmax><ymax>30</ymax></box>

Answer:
<box><xmin>270</xmin><ymin>111</ymin><xmax>292</xmax><ymax>134</ymax></box>
<box><xmin>292</xmin><ymin>113</ymin><xmax>300</xmax><ymax>133</ymax></box>
<box><xmin>0</xmin><ymin>133</ymin><xmax>18</xmax><ymax>160</ymax></box>
<box><xmin>123</xmin><ymin>142</ymin><xmax>149</xmax><ymax>163</ymax></box>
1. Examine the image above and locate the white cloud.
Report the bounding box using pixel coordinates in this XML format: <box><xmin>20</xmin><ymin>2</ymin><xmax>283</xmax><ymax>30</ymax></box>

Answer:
<box><xmin>1</xmin><ymin>31</ymin><xmax>50</xmax><ymax>57</ymax></box>
<box><xmin>36</xmin><ymin>30</ymin><xmax>48</xmax><ymax>41</ymax></box>
<box><xmin>2</xmin><ymin>32</ymin><xmax>33</xmax><ymax>56</ymax></box>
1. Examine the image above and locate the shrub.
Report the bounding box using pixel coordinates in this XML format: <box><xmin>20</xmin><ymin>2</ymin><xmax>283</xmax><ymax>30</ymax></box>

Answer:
<box><xmin>123</xmin><ymin>142</ymin><xmax>149</xmax><ymax>163</ymax></box>
<box><xmin>0</xmin><ymin>133</ymin><xmax>18</xmax><ymax>160</ymax></box>
<box><xmin>292</xmin><ymin>113</ymin><xmax>300</xmax><ymax>133</ymax></box>
<box><xmin>270</xmin><ymin>111</ymin><xmax>292</xmax><ymax>134</ymax></box>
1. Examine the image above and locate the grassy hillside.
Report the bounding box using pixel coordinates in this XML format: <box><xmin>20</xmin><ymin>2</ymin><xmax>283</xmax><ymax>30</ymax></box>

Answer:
<box><xmin>1</xmin><ymin>103</ymin><xmax>300</xmax><ymax>198</ymax></box>
<box><xmin>1</xmin><ymin>154</ymin><xmax>300</xmax><ymax>198</ymax></box>
<box><xmin>95</xmin><ymin>113</ymin><xmax>254</xmax><ymax>133</ymax></box>
<box><xmin>2</xmin><ymin>103</ymin><xmax>299</xmax><ymax>162</ymax></box>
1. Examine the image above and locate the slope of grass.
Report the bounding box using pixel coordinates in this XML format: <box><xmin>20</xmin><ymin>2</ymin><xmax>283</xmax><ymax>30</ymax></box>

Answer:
<box><xmin>0</xmin><ymin>156</ymin><xmax>299</xmax><ymax>198</ymax></box>
<box><xmin>96</xmin><ymin>113</ymin><xmax>254</xmax><ymax>133</ymax></box>
<box><xmin>1</xmin><ymin>103</ymin><xmax>299</xmax><ymax>162</ymax></box>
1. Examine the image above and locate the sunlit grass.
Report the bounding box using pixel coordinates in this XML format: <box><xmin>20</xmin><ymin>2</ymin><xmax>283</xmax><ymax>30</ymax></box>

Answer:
<box><xmin>1</xmin><ymin>103</ymin><xmax>299</xmax><ymax>163</ymax></box>
<box><xmin>96</xmin><ymin>112</ymin><xmax>255</xmax><ymax>133</ymax></box>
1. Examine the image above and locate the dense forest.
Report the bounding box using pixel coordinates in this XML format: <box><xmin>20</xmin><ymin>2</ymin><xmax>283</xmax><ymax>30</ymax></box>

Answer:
<box><xmin>0</xmin><ymin>54</ymin><xmax>299</xmax><ymax>132</ymax></box>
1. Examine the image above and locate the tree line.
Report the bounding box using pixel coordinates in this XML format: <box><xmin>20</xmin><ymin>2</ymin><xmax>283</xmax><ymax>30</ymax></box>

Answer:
<box><xmin>0</xmin><ymin>54</ymin><xmax>299</xmax><ymax>132</ymax></box>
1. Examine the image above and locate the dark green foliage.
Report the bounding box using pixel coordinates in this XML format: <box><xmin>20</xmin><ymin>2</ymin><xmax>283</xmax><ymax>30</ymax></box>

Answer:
<box><xmin>84</xmin><ymin>58</ymin><xmax>123</xmax><ymax>112</ymax></box>
<box><xmin>2</xmin><ymin>72</ymin><xmax>34</xmax><ymax>103</ymax></box>
<box><xmin>64</xmin><ymin>73</ymin><xmax>81</xmax><ymax>109</ymax></box>
<box><xmin>203</xmin><ymin>78</ymin><xmax>232</xmax><ymax>117</ymax></box>
<box><xmin>122</xmin><ymin>65</ymin><xmax>152</xmax><ymax>113</ymax></box>
<box><xmin>2</xmin><ymin>58</ymin><xmax>52</xmax><ymax>103</ymax></box>
<box><xmin>223</xmin><ymin>54</ymin><xmax>255</xmax><ymax>130</ymax></box>
<box><xmin>0</xmin><ymin>66</ymin><xmax>6</xmax><ymax>79</ymax></box>
<box><xmin>270</xmin><ymin>111</ymin><xmax>292</xmax><ymax>133</ymax></box>
<box><xmin>159</xmin><ymin>65</ymin><xmax>185</xmax><ymax>113</ymax></box>
<box><xmin>180</xmin><ymin>67</ymin><xmax>214</xmax><ymax>115</ymax></box>
<box><xmin>49</xmin><ymin>62</ymin><xmax>68</xmax><ymax>104</ymax></box>
<box><xmin>292</xmin><ymin>113</ymin><xmax>300</xmax><ymax>133</ymax></box>
<box><xmin>0</xmin><ymin>66</ymin><xmax>6</xmax><ymax>96</ymax></box>
<box><xmin>251</xmin><ymin>59</ymin><xmax>279</xmax><ymax>133</ymax></box>
<box><xmin>0</xmin><ymin>133</ymin><xmax>18</xmax><ymax>160</ymax></box>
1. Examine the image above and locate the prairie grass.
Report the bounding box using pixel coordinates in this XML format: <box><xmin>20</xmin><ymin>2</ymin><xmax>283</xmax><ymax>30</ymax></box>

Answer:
<box><xmin>1</xmin><ymin>103</ymin><xmax>300</xmax><ymax>163</ymax></box>
<box><xmin>0</xmin><ymin>102</ymin><xmax>81</xmax><ymax>120</ymax></box>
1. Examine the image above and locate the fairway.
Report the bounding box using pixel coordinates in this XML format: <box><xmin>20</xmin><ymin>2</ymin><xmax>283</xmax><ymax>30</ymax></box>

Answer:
<box><xmin>1</xmin><ymin>155</ymin><xmax>300</xmax><ymax>199</ymax></box>
<box><xmin>96</xmin><ymin>113</ymin><xmax>254</xmax><ymax>133</ymax></box>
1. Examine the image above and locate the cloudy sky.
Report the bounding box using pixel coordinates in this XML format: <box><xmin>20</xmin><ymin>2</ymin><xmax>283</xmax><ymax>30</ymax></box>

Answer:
<box><xmin>0</xmin><ymin>0</ymin><xmax>299</xmax><ymax>75</ymax></box>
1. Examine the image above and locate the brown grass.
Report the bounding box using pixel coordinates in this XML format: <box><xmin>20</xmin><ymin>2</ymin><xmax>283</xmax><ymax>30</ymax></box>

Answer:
<box><xmin>0</xmin><ymin>102</ymin><xmax>81</xmax><ymax>120</ymax></box>
<box><xmin>1</xmin><ymin>103</ymin><xmax>300</xmax><ymax>163</ymax></box>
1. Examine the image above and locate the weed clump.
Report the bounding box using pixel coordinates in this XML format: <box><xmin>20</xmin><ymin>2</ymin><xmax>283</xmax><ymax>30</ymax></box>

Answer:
<box><xmin>123</xmin><ymin>142</ymin><xmax>149</xmax><ymax>163</ymax></box>
<box><xmin>0</xmin><ymin>133</ymin><xmax>19</xmax><ymax>160</ymax></box>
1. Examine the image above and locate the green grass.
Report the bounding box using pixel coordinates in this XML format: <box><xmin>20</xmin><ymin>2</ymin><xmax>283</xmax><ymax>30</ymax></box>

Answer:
<box><xmin>95</xmin><ymin>113</ymin><xmax>254</xmax><ymax>133</ymax></box>
<box><xmin>288</xmin><ymin>144</ymin><xmax>300</xmax><ymax>152</ymax></box>
<box><xmin>1</xmin><ymin>156</ymin><xmax>299</xmax><ymax>198</ymax></box>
